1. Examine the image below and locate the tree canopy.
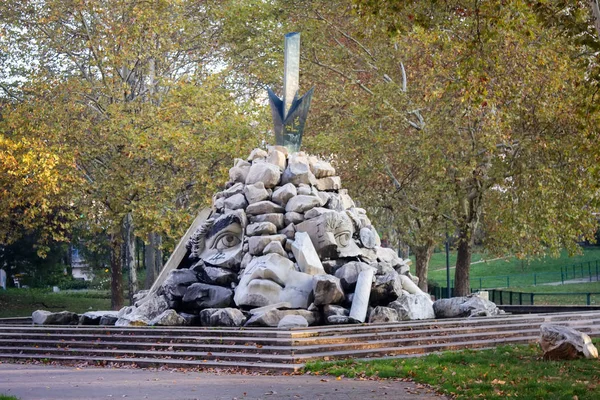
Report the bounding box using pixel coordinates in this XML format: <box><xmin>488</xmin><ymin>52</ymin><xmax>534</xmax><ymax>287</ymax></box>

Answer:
<box><xmin>1</xmin><ymin>0</ymin><xmax>599</xmax><ymax>299</ymax></box>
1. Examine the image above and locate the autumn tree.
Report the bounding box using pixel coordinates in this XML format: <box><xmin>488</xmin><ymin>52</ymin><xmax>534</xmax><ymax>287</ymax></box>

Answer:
<box><xmin>220</xmin><ymin>0</ymin><xmax>599</xmax><ymax>294</ymax></box>
<box><xmin>0</xmin><ymin>0</ymin><xmax>262</xmax><ymax>308</ymax></box>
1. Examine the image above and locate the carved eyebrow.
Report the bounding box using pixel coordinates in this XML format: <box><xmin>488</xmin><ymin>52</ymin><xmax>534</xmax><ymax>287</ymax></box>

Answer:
<box><xmin>207</xmin><ymin>214</ymin><xmax>241</xmax><ymax>239</ymax></box>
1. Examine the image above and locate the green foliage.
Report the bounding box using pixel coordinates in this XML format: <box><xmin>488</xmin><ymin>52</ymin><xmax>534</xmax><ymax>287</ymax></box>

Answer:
<box><xmin>305</xmin><ymin>341</ymin><xmax>600</xmax><ymax>399</ymax></box>
<box><xmin>228</xmin><ymin>0</ymin><xmax>600</xmax><ymax>294</ymax></box>
<box><xmin>0</xmin><ymin>234</ymin><xmax>69</xmax><ymax>288</ymax></box>
<box><xmin>0</xmin><ymin>395</ymin><xmax>20</xmax><ymax>400</ymax></box>
<box><xmin>57</xmin><ymin>278</ymin><xmax>91</xmax><ymax>291</ymax></box>
<box><xmin>0</xmin><ymin>0</ymin><xmax>266</xmax><ymax>306</ymax></box>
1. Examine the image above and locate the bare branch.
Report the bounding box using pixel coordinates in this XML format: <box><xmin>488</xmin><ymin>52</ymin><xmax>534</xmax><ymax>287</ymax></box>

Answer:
<box><xmin>315</xmin><ymin>10</ymin><xmax>376</xmax><ymax>61</ymax></box>
<box><xmin>0</xmin><ymin>83</ymin><xmax>22</xmax><ymax>101</ymax></box>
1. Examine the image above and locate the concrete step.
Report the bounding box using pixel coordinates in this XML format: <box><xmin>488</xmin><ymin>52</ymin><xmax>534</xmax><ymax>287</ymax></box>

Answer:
<box><xmin>0</xmin><ymin>338</ymin><xmax>295</xmax><ymax>354</ymax></box>
<box><xmin>6</xmin><ymin>325</ymin><xmax>595</xmax><ymax>356</ymax></box>
<box><xmin>2</xmin><ymin>325</ymin><xmax>597</xmax><ymax>364</ymax></box>
<box><xmin>0</xmin><ymin>353</ymin><xmax>300</xmax><ymax>372</ymax></box>
<box><xmin>0</xmin><ymin>335</ymin><xmax>548</xmax><ymax>369</ymax></box>
<box><xmin>0</xmin><ymin>346</ymin><xmax>296</xmax><ymax>363</ymax></box>
<box><xmin>0</xmin><ymin>332</ymin><xmax>294</xmax><ymax>346</ymax></box>
<box><xmin>1</xmin><ymin>311</ymin><xmax>598</xmax><ymax>371</ymax></box>
<box><xmin>4</xmin><ymin>313</ymin><xmax>597</xmax><ymax>347</ymax></box>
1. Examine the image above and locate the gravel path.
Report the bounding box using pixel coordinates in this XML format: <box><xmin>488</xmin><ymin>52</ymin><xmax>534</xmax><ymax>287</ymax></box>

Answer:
<box><xmin>0</xmin><ymin>363</ymin><xmax>447</xmax><ymax>400</ymax></box>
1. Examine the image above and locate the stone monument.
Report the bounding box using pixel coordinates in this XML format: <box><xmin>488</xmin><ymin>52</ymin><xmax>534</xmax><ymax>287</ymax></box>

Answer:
<box><xmin>115</xmin><ymin>33</ymin><xmax>434</xmax><ymax>328</ymax></box>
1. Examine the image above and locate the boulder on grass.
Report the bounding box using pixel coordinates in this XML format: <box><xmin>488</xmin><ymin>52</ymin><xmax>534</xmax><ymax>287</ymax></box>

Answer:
<box><xmin>540</xmin><ymin>324</ymin><xmax>599</xmax><ymax>360</ymax></box>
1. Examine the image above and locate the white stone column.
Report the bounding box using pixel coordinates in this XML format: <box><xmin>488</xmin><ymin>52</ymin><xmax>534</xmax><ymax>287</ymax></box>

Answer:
<box><xmin>349</xmin><ymin>268</ymin><xmax>375</xmax><ymax>323</ymax></box>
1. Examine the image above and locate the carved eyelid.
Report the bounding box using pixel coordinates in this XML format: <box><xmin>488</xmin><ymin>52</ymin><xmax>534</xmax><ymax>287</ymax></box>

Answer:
<box><xmin>211</xmin><ymin>228</ymin><xmax>242</xmax><ymax>249</ymax></box>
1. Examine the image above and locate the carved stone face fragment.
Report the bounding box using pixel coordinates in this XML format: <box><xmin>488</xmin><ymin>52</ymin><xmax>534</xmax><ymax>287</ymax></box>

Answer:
<box><xmin>295</xmin><ymin>211</ymin><xmax>361</xmax><ymax>259</ymax></box>
<box><xmin>234</xmin><ymin>253</ymin><xmax>313</xmax><ymax>309</ymax></box>
<box><xmin>188</xmin><ymin>210</ymin><xmax>247</xmax><ymax>271</ymax></box>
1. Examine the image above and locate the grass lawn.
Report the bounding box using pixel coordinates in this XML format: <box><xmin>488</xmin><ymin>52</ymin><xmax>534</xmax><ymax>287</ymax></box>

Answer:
<box><xmin>0</xmin><ymin>395</ymin><xmax>19</xmax><ymax>400</ymax></box>
<box><xmin>0</xmin><ymin>288</ymin><xmax>113</xmax><ymax>318</ymax></box>
<box><xmin>305</xmin><ymin>340</ymin><xmax>600</xmax><ymax>399</ymax></box>
<box><xmin>427</xmin><ymin>246</ymin><xmax>600</xmax><ymax>288</ymax></box>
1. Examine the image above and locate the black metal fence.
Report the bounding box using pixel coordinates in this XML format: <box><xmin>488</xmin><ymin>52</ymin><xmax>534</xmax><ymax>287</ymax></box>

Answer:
<box><xmin>488</xmin><ymin>289</ymin><xmax>600</xmax><ymax>306</ymax></box>
<box><xmin>430</xmin><ymin>287</ymin><xmax>600</xmax><ymax>306</ymax></box>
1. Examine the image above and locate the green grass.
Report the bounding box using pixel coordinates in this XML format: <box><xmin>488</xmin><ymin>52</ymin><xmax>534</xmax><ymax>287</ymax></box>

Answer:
<box><xmin>0</xmin><ymin>395</ymin><xmax>20</xmax><ymax>400</ymax></box>
<box><xmin>0</xmin><ymin>288</ymin><xmax>113</xmax><ymax>318</ymax></box>
<box><xmin>427</xmin><ymin>246</ymin><xmax>600</xmax><ymax>288</ymax></box>
<box><xmin>305</xmin><ymin>341</ymin><xmax>600</xmax><ymax>399</ymax></box>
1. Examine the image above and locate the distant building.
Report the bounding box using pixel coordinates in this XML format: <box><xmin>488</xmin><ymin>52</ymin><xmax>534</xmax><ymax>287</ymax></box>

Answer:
<box><xmin>71</xmin><ymin>247</ymin><xmax>94</xmax><ymax>281</ymax></box>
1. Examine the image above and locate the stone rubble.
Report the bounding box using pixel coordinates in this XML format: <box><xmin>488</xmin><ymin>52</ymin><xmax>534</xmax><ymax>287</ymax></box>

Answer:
<box><xmin>117</xmin><ymin>148</ymin><xmax>438</xmax><ymax>327</ymax></box>
<box><xmin>33</xmin><ymin>148</ymin><xmax>500</xmax><ymax>328</ymax></box>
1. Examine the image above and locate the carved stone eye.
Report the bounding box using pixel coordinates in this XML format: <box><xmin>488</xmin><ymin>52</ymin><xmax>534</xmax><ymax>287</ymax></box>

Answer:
<box><xmin>335</xmin><ymin>231</ymin><xmax>351</xmax><ymax>248</ymax></box>
<box><xmin>214</xmin><ymin>233</ymin><xmax>241</xmax><ymax>250</ymax></box>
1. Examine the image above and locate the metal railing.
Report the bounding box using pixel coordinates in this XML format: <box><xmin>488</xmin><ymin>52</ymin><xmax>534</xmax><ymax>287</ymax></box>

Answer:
<box><xmin>488</xmin><ymin>289</ymin><xmax>600</xmax><ymax>306</ymax></box>
<box><xmin>429</xmin><ymin>287</ymin><xmax>600</xmax><ymax>306</ymax></box>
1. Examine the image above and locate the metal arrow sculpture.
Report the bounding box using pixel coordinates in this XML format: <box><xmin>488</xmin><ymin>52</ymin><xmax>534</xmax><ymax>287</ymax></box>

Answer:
<box><xmin>268</xmin><ymin>32</ymin><xmax>314</xmax><ymax>153</ymax></box>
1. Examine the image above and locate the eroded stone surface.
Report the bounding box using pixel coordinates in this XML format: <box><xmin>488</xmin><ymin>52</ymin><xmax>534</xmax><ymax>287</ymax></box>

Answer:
<box><xmin>433</xmin><ymin>295</ymin><xmax>503</xmax><ymax>318</ymax></box>
<box><xmin>246</xmin><ymin>200</ymin><xmax>285</xmax><ymax>215</ymax></box>
<box><xmin>292</xmin><ymin>231</ymin><xmax>326</xmax><ymax>275</ymax></box>
<box><xmin>335</xmin><ymin>261</ymin><xmax>375</xmax><ymax>292</ymax></box>
<box><xmin>33</xmin><ymin>310</ymin><xmax>79</xmax><ymax>326</ymax></box>
<box><xmin>244</xmin><ymin>182</ymin><xmax>270</xmax><ymax>204</ymax></box>
<box><xmin>277</xmin><ymin>314</ymin><xmax>309</xmax><ymax>329</ymax></box>
<box><xmin>389</xmin><ymin>293</ymin><xmax>435</xmax><ymax>321</ymax></box>
<box><xmin>183</xmin><ymin>283</ymin><xmax>233</xmax><ymax>310</ymax></box>
<box><xmin>150</xmin><ymin>309</ymin><xmax>186</xmax><ymax>326</ymax></box>
<box><xmin>540</xmin><ymin>324</ymin><xmax>599</xmax><ymax>360</ymax></box>
<box><xmin>245</xmin><ymin>309</ymin><xmax>319</xmax><ymax>327</ymax></box>
<box><xmin>312</xmin><ymin>274</ymin><xmax>345</xmax><ymax>306</ymax></box>
<box><xmin>368</xmin><ymin>306</ymin><xmax>399</xmax><ymax>324</ymax></box>
<box><xmin>272</xmin><ymin>183</ymin><xmax>297</xmax><ymax>207</ymax></box>
<box><xmin>285</xmin><ymin>195</ymin><xmax>323</xmax><ymax>214</ymax></box>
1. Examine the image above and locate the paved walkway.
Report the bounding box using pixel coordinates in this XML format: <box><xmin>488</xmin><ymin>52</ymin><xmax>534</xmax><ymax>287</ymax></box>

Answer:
<box><xmin>541</xmin><ymin>276</ymin><xmax>599</xmax><ymax>286</ymax></box>
<box><xmin>0</xmin><ymin>363</ymin><xmax>446</xmax><ymax>400</ymax></box>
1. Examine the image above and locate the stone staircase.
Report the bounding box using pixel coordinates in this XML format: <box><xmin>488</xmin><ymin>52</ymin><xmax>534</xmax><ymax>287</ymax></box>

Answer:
<box><xmin>1</xmin><ymin>310</ymin><xmax>599</xmax><ymax>372</ymax></box>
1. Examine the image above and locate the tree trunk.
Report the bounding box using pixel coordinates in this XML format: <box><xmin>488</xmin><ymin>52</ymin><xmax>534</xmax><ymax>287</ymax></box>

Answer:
<box><xmin>110</xmin><ymin>235</ymin><xmax>124</xmax><ymax>310</ymax></box>
<box><xmin>144</xmin><ymin>232</ymin><xmax>162</xmax><ymax>289</ymax></box>
<box><xmin>122</xmin><ymin>213</ymin><xmax>136</xmax><ymax>303</ymax></box>
<box><xmin>590</xmin><ymin>0</ymin><xmax>600</xmax><ymax>39</ymax></box>
<box><xmin>413</xmin><ymin>241</ymin><xmax>435</xmax><ymax>292</ymax></box>
<box><xmin>454</xmin><ymin>226</ymin><xmax>473</xmax><ymax>296</ymax></box>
